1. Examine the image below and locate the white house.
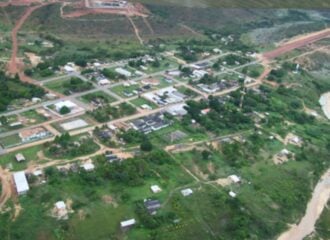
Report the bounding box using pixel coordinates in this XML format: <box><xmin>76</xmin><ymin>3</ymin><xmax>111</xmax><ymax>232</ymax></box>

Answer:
<box><xmin>98</xmin><ymin>79</ymin><xmax>110</xmax><ymax>86</ymax></box>
<box><xmin>229</xmin><ymin>175</ymin><xmax>241</xmax><ymax>184</ymax></box>
<box><xmin>115</xmin><ymin>68</ymin><xmax>132</xmax><ymax>78</ymax></box>
<box><xmin>54</xmin><ymin>100</ymin><xmax>77</xmax><ymax>113</ymax></box>
<box><xmin>81</xmin><ymin>162</ymin><xmax>95</xmax><ymax>172</ymax></box>
<box><xmin>120</xmin><ymin>218</ymin><xmax>136</xmax><ymax>229</ymax></box>
<box><xmin>13</xmin><ymin>171</ymin><xmax>29</xmax><ymax>195</ymax></box>
<box><xmin>150</xmin><ymin>185</ymin><xmax>162</xmax><ymax>193</ymax></box>
<box><xmin>181</xmin><ymin>188</ymin><xmax>193</xmax><ymax>197</ymax></box>
<box><xmin>19</xmin><ymin>127</ymin><xmax>49</xmax><ymax>143</ymax></box>
<box><xmin>229</xmin><ymin>191</ymin><xmax>237</xmax><ymax>198</ymax></box>
<box><xmin>15</xmin><ymin>153</ymin><xmax>26</xmax><ymax>162</ymax></box>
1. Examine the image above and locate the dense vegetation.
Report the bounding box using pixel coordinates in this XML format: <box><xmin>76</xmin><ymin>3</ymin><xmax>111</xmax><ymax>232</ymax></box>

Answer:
<box><xmin>0</xmin><ymin>72</ymin><xmax>45</xmax><ymax>112</ymax></box>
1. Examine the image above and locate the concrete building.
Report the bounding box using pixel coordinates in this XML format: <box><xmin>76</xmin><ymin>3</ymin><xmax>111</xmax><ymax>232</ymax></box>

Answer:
<box><xmin>19</xmin><ymin>127</ymin><xmax>49</xmax><ymax>143</ymax></box>
<box><xmin>13</xmin><ymin>171</ymin><xmax>29</xmax><ymax>195</ymax></box>
<box><xmin>115</xmin><ymin>68</ymin><xmax>132</xmax><ymax>78</ymax></box>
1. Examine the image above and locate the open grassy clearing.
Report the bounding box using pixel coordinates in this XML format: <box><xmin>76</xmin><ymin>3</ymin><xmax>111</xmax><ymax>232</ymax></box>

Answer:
<box><xmin>0</xmin><ymin>145</ymin><xmax>43</xmax><ymax>171</ymax></box>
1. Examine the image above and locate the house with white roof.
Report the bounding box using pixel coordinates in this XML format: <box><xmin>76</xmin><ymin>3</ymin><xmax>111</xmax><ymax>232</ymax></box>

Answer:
<box><xmin>13</xmin><ymin>171</ymin><xmax>29</xmax><ymax>195</ymax></box>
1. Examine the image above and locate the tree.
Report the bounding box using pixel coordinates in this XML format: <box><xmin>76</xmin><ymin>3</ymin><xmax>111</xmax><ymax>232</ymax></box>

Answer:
<box><xmin>59</xmin><ymin>106</ymin><xmax>71</xmax><ymax>115</ymax></box>
<box><xmin>140</xmin><ymin>138</ymin><xmax>153</xmax><ymax>152</ymax></box>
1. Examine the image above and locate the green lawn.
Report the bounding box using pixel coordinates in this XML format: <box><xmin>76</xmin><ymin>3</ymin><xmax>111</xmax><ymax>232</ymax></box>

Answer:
<box><xmin>130</xmin><ymin>97</ymin><xmax>158</xmax><ymax>109</ymax></box>
<box><xmin>0</xmin><ymin>133</ymin><xmax>22</xmax><ymax>148</ymax></box>
<box><xmin>110</xmin><ymin>84</ymin><xmax>141</xmax><ymax>98</ymax></box>
<box><xmin>79</xmin><ymin>91</ymin><xmax>117</xmax><ymax>104</ymax></box>
<box><xmin>19</xmin><ymin>110</ymin><xmax>48</xmax><ymax>125</ymax></box>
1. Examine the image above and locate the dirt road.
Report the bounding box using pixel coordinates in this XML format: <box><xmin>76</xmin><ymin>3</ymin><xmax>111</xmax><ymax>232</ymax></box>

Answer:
<box><xmin>278</xmin><ymin>169</ymin><xmax>330</xmax><ymax>240</ymax></box>
<box><xmin>8</xmin><ymin>5</ymin><xmax>44</xmax><ymax>75</ymax></box>
<box><xmin>0</xmin><ymin>166</ymin><xmax>13</xmax><ymax>210</ymax></box>
<box><xmin>127</xmin><ymin>16</ymin><xmax>144</xmax><ymax>45</ymax></box>
<box><xmin>263</xmin><ymin>28</ymin><xmax>330</xmax><ymax>60</ymax></box>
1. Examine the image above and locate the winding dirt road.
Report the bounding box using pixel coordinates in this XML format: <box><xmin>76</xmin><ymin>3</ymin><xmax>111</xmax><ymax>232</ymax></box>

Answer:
<box><xmin>278</xmin><ymin>169</ymin><xmax>330</xmax><ymax>240</ymax></box>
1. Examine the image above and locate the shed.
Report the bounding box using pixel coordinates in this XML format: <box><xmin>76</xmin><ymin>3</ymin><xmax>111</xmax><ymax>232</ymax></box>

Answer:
<box><xmin>181</xmin><ymin>188</ymin><xmax>193</xmax><ymax>197</ymax></box>
<box><xmin>120</xmin><ymin>218</ymin><xmax>136</xmax><ymax>229</ymax></box>
<box><xmin>15</xmin><ymin>153</ymin><xmax>26</xmax><ymax>162</ymax></box>
<box><xmin>229</xmin><ymin>175</ymin><xmax>241</xmax><ymax>183</ymax></box>
<box><xmin>150</xmin><ymin>185</ymin><xmax>162</xmax><ymax>193</ymax></box>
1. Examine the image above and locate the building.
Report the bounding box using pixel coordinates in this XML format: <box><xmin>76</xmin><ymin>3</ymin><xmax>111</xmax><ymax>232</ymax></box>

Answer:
<box><xmin>19</xmin><ymin>127</ymin><xmax>49</xmax><ymax>143</ymax></box>
<box><xmin>229</xmin><ymin>175</ymin><xmax>241</xmax><ymax>184</ymax></box>
<box><xmin>55</xmin><ymin>201</ymin><xmax>66</xmax><ymax>210</ymax></box>
<box><xmin>192</xmin><ymin>70</ymin><xmax>208</xmax><ymax>78</ymax></box>
<box><xmin>150</xmin><ymin>185</ymin><xmax>162</xmax><ymax>193</ymax></box>
<box><xmin>54</xmin><ymin>100</ymin><xmax>78</xmax><ymax>113</ymax></box>
<box><xmin>15</xmin><ymin>153</ymin><xmax>26</xmax><ymax>162</ymax></box>
<box><xmin>165</xmin><ymin>104</ymin><xmax>188</xmax><ymax>117</ymax></box>
<box><xmin>115</xmin><ymin>68</ymin><xmax>132</xmax><ymax>78</ymax></box>
<box><xmin>181</xmin><ymin>188</ymin><xmax>193</xmax><ymax>197</ymax></box>
<box><xmin>60</xmin><ymin>119</ymin><xmax>88</xmax><ymax>131</ymax></box>
<box><xmin>98</xmin><ymin>79</ymin><xmax>111</xmax><ymax>86</ymax></box>
<box><xmin>130</xmin><ymin>113</ymin><xmax>170</xmax><ymax>134</ymax></box>
<box><xmin>229</xmin><ymin>191</ymin><xmax>237</xmax><ymax>198</ymax></box>
<box><xmin>144</xmin><ymin>199</ymin><xmax>161</xmax><ymax>215</ymax></box>
<box><xmin>13</xmin><ymin>171</ymin><xmax>29</xmax><ymax>195</ymax></box>
<box><xmin>120</xmin><ymin>218</ymin><xmax>136</xmax><ymax>229</ymax></box>
<box><xmin>81</xmin><ymin>162</ymin><xmax>95</xmax><ymax>172</ymax></box>
<box><xmin>143</xmin><ymin>86</ymin><xmax>187</xmax><ymax>106</ymax></box>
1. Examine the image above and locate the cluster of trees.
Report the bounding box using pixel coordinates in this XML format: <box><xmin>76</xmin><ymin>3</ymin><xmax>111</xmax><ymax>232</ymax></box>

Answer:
<box><xmin>62</xmin><ymin>77</ymin><xmax>93</xmax><ymax>95</ymax></box>
<box><xmin>184</xmin><ymin>96</ymin><xmax>253</xmax><ymax>133</ymax></box>
<box><xmin>101</xmin><ymin>68</ymin><xmax>121</xmax><ymax>80</ymax></box>
<box><xmin>0</xmin><ymin>72</ymin><xmax>45</xmax><ymax>112</ymax></box>
<box><xmin>118</xmin><ymin>129</ymin><xmax>153</xmax><ymax>151</ymax></box>
<box><xmin>89</xmin><ymin>103</ymin><xmax>136</xmax><ymax>122</ymax></box>
<box><xmin>45</xmin><ymin>133</ymin><xmax>99</xmax><ymax>158</ymax></box>
<box><xmin>223</xmin><ymin>54</ymin><xmax>251</xmax><ymax>66</ymax></box>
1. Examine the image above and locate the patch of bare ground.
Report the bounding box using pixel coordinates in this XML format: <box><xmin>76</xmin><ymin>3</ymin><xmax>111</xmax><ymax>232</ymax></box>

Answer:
<box><xmin>102</xmin><ymin>195</ymin><xmax>118</xmax><ymax>208</ymax></box>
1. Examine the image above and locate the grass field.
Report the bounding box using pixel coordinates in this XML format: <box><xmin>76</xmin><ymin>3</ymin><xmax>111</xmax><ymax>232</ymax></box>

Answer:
<box><xmin>0</xmin><ymin>134</ymin><xmax>22</xmax><ymax>148</ymax></box>
<box><xmin>130</xmin><ymin>97</ymin><xmax>158</xmax><ymax>109</ymax></box>
<box><xmin>79</xmin><ymin>91</ymin><xmax>117</xmax><ymax>104</ymax></box>
<box><xmin>110</xmin><ymin>84</ymin><xmax>141</xmax><ymax>98</ymax></box>
<box><xmin>0</xmin><ymin>145</ymin><xmax>43</xmax><ymax>171</ymax></box>
<box><xmin>137</xmin><ymin>0</ymin><xmax>330</xmax><ymax>8</ymax></box>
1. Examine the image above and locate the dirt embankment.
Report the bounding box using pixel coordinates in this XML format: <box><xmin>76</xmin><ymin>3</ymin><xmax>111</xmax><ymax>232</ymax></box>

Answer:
<box><xmin>263</xmin><ymin>28</ymin><xmax>330</xmax><ymax>60</ymax></box>
<box><xmin>277</xmin><ymin>169</ymin><xmax>330</xmax><ymax>240</ymax></box>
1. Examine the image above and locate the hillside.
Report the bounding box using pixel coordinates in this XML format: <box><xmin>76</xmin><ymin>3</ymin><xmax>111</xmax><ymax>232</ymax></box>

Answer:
<box><xmin>135</xmin><ymin>0</ymin><xmax>330</xmax><ymax>8</ymax></box>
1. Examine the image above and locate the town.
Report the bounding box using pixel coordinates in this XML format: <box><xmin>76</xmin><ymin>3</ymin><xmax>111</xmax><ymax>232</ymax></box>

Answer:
<box><xmin>0</xmin><ymin>1</ymin><xmax>330</xmax><ymax>240</ymax></box>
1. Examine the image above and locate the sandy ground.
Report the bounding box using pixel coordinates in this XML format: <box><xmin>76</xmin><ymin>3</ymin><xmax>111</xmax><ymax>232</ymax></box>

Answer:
<box><xmin>25</xmin><ymin>52</ymin><xmax>42</xmax><ymax>67</ymax></box>
<box><xmin>278</xmin><ymin>169</ymin><xmax>330</xmax><ymax>240</ymax></box>
<box><xmin>319</xmin><ymin>92</ymin><xmax>330</xmax><ymax>120</ymax></box>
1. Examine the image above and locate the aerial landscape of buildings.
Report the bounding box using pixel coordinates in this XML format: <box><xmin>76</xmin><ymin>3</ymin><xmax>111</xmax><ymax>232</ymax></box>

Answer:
<box><xmin>0</xmin><ymin>0</ymin><xmax>330</xmax><ymax>239</ymax></box>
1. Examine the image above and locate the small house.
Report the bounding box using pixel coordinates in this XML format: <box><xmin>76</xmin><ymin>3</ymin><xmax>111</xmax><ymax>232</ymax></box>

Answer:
<box><xmin>181</xmin><ymin>188</ymin><xmax>193</xmax><ymax>197</ymax></box>
<box><xmin>120</xmin><ymin>218</ymin><xmax>136</xmax><ymax>230</ymax></box>
<box><xmin>150</xmin><ymin>185</ymin><xmax>162</xmax><ymax>193</ymax></box>
<box><xmin>15</xmin><ymin>153</ymin><xmax>26</xmax><ymax>162</ymax></box>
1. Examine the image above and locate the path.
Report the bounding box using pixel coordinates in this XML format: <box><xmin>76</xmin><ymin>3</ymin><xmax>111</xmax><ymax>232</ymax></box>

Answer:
<box><xmin>278</xmin><ymin>169</ymin><xmax>330</xmax><ymax>240</ymax></box>
<box><xmin>0</xmin><ymin>166</ymin><xmax>13</xmax><ymax>210</ymax></box>
<box><xmin>127</xmin><ymin>16</ymin><xmax>144</xmax><ymax>45</ymax></box>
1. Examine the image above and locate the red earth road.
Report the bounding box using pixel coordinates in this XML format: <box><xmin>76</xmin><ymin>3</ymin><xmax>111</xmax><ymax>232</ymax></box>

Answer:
<box><xmin>263</xmin><ymin>28</ymin><xmax>330</xmax><ymax>60</ymax></box>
